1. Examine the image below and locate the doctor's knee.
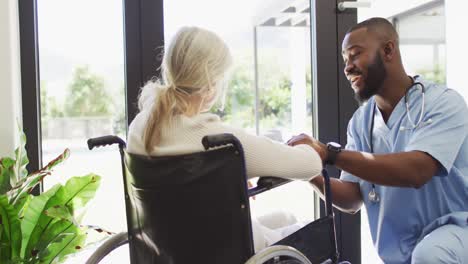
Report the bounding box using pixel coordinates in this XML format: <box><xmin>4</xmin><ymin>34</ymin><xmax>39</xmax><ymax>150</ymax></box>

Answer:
<box><xmin>411</xmin><ymin>225</ymin><xmax>467</xmax><ymax>264</ymax></box>
<box><xmin>412</xmin><ymin>242</ymin><xmax>453</xmax><ymax>264</ymax></box>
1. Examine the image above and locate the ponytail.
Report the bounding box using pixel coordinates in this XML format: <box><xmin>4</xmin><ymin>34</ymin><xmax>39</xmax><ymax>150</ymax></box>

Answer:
<box><xmin>139</xmin><ymin>81</ymin><xmax>194</xmax><ymax>153</ymax></box>
<box><xmin>139</xmin><ymin>82</ymin><xmax>172</xmax><ymax>153</ymax></box>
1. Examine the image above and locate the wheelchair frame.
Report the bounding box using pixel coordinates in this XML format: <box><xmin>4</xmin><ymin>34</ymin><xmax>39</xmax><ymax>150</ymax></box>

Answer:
<box><xmin>85</xmin><ymin>134</ymin><xmax>339</xmax><ymax>264</ymax></box>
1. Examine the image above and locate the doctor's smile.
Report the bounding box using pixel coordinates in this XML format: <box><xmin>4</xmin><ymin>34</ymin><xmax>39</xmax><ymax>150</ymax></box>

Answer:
<box><xmin>349</xmin><ymin>75</ymin><xmax>363</xmax><ymax>89</ymax></box>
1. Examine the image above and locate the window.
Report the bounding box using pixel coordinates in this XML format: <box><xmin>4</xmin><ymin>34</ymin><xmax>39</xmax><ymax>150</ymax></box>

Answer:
<box><xmin>36</xmin><ymin>0</ymin><xmax>128</xmax><ymax>262</ymax></box>
<box><xmin>164</xmin><ymin>0</ymin><xmax>317</xmax><ymax>223</ymax></box>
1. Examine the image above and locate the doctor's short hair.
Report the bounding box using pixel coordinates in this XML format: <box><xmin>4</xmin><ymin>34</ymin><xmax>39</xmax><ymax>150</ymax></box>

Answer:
<box><xmin>346</xmin><ymin>17</ymin><xmax>399</xmax><ymax>45</ymax></box>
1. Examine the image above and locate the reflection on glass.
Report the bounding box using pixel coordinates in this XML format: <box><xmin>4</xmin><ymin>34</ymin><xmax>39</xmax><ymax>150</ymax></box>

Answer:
<box><xmin>256</xmin><ymin>27</ymin><xmax>312</xmax><ymax>141</ymax></box>
<box><xmin>164</xmin><ymin>0</ymin><xmax>316</xmax><ymax>223</ymax></box>
<box><xmin>37</xmin><ymin>0</ymin><xmax>128</xmax><ymax>262</ymax></box>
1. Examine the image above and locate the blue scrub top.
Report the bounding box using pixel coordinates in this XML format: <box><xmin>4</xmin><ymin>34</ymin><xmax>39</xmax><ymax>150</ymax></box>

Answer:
<box><xmin>341</xmin><ymin>76</ymin><xmax>468</xmax><ymax>264</ymax></box>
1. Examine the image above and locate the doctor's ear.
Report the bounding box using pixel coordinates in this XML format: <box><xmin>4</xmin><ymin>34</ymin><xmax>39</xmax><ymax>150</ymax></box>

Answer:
<box><xmin>384</xmin><ymin>46</ymin><xmax>391</xmax><ymax>55</ymax></box>
<box><xmin>382</xmin><ymin>42</ymin><xmax>395</xmax><ymax>60</ymax></box>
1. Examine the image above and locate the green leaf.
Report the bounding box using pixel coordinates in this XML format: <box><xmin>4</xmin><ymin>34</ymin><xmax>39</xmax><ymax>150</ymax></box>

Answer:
<box><xmin>0</xmin><ymin>226</ymin><xmax>4</xmax><ymax>263</ymax></box>
<box><xmin>8</xmin><ymin>171</ymin><xmax>50</xmax><ymax>206</ymax></box>
<box><xmin>33</xmin><ymin>219</ymin><xmax>75</xmax><ymax>260</ymax></box>
<box><xmin>23</xmin><ymin>174</ymin><xmax>100</xmax><ymax>261</ymax></box>
<box><xmin>13</xmin><ymin>128</ymin><xmax>29</xmax><ymax>187</ymax></box>
<box><xmin>18</xmin><ymin>194</ymin><xmax>32</xmax><ymax>220</ymax></box>
<box><xmin>81</xmin><ymin>225</ymin><xmax>115</xmax><ymax>249</ymax></box>
<box><xmin>0</xmin><ymin>158</ymin><xmax>15</xmax><ymax>195</ymax></box>
<box><xmin>0</xmin><ymin>195</ymin><xmax>21</xmax><ymax>260</ymax></box>
<box><xmin>36</xmin><ymin>225</ymin><xmax>86</xmax><ymax>264</ymax></box>
<box><xmin>43</xmin><ymin>205</ymin><xmax>76</xmax><ymax>225</ymax></box>
<box><xmin>20</xmin><ymin>185</ymin><xmax>61</xmax><ymax>259</ymax></box>
<box><xmin>8</xmin><ymin>149</ymin><xmax>70</xmax><ymax>206</ymax></box>
<box><xmin>40</xmin><ymin>149</ymin><xmax>70</xmax><ymax>173</ymax></box>
<box><xmin>22</xmin><ymin>194</ymin><xmax>65</xmax><ymax>260</ymax></box>
<box><xmin>62</xmin><ymin>174</ymin><xmax>101</xmax><ymax>211</ymax></box>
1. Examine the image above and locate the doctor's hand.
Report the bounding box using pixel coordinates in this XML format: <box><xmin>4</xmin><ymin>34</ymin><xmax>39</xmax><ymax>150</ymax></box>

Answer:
<box><xmin>287</xmin><ymin>133</ymin><xmax>327</xmax><ymax>162</ymax></box>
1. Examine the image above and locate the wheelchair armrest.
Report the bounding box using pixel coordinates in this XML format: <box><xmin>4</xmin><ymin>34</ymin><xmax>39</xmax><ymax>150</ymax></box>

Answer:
<box><xmin>248</xmin><ymin>177</ymin><xmax>290</xmax><ymax>197</ymax></box>
<box><xmin>202</xmin><ymin>133</ymin><xmax>243</xmax><ymax>151</ymax></box>
<box><xmin>85</xmin><ymin>232</ymin><xmax>129</xmax><ymax>264</ymax></box>
<box><xmin>244</xmin><ymin>245</ymin><xmax>312</xmax><ymax>264</ymax></box>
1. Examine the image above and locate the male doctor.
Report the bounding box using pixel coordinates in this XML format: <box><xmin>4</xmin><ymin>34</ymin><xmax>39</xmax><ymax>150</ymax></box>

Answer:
<box><xmin>288</xmin><ymin>17</ymin><xmax>468</xmax><ymax>263</ymax></box>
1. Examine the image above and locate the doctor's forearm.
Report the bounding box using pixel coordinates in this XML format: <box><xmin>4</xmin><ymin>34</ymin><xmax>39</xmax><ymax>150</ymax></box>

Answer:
<box><xmin>335</xmin><ymin>150</ymin><xmax>437</xmax><ymax>188</ymax></box>
<box><xmin>309</xmin><ymin>176</ymin><xmax>363</xmax><ymax>213</ymax></box>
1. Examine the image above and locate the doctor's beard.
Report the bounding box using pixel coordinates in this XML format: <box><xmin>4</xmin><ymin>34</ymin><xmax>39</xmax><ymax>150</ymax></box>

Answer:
<box><xmin>354</xmin><ymin>51</ymin><xmax>387</xmax><ymax>104</ymax></box>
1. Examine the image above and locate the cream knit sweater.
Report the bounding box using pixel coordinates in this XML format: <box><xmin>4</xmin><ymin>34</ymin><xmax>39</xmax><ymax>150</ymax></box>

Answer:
<box><xmin>127</xmin><ymin>110</ymin><xmax>322</xmax><ymax>180</ymax></box>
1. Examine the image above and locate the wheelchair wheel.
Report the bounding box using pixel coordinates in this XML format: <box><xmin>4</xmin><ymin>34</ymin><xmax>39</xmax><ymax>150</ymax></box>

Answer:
<box><xmin>85</xmin><ymin>232</ymin><xmax>129</xmax><ymax>264</ymax></box>
<box><xmin>245</xmin><ymin>245</ymin><xmax>312</xmax><ymax>264</ymax></box>
<box><xmin>275</xmin><ymin>260</ymin><xmax>305</xmax><ymax>264</ymax></box>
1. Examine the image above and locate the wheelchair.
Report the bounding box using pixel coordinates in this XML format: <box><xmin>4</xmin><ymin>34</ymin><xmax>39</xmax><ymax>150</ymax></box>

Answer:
<box><xmin>86</xmin><ymin>133</ymin><xmax>341</xmax><ymax>264</ymax></box>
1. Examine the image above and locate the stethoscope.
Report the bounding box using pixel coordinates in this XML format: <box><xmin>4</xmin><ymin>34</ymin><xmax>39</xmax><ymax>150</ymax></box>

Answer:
<box><xmin>368</xmin><ymin>76</ymin><xmax>431</xmax><ymax>203</ymax></box>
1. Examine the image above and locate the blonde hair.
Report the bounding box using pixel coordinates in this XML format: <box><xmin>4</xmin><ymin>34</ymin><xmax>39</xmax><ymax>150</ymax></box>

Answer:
<box><xmin>138</xmin><ymin>27</ymin><xmax>232</xmax><ymax>153</ymax></box>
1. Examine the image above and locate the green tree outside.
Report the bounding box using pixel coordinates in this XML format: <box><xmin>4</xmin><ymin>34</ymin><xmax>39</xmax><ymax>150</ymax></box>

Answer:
<box><xmin>64</xmin><ymin>66</ymin><xmax>112</xmax><ymax>117</ymax></box>
<box><xmin>213</xmin><ymin>51</ymin><xmax>313</xmax><ymax>133</ymax></box>
<box><xmin>40</xmin><ymin>82</ymin><xmax>63</xmax><ymax>119</ymax></box>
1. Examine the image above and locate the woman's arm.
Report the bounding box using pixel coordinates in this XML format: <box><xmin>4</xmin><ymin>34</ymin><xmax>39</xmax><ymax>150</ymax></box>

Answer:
<box><xmin>229</xmin><ymin>128</ymin><xmax>323</xmax><ymax>180</ymax></box>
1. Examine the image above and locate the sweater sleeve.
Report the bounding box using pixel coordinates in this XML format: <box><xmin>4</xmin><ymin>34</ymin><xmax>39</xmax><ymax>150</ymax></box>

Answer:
<box><xmin>223</xmin><ymin>126</ymin><xmax>323</xmax><ymax>180</ymax></box>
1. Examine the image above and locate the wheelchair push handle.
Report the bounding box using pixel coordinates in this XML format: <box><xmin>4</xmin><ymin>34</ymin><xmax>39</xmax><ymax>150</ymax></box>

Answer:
<box><xmin>87</xmin><ymin>135</ymin><xmax>126</xmax><ymax>150</ymax></box>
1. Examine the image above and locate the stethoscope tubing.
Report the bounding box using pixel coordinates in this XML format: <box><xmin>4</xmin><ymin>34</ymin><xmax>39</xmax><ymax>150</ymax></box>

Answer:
<box><xmin>368</xmin><ymin>76</ymin><xmax>426</xmax><ymax>203</ymax></box>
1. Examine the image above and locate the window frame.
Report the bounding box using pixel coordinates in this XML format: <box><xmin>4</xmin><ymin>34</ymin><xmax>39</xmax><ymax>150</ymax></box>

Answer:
<box><xmin>312</xmin><ymin>0</ymin><xmax>360</xmax><ymax>262</ymax></box>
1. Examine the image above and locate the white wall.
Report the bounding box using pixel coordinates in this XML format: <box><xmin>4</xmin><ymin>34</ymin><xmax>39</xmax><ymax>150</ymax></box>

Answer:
<box><xmin>358</xmin><ymin>0</ymin><xmax>434</xmax><ymax>21</ymax></box>
<box><xmin>0</xmin><ymin>0</ymin><xmax>21</xmax><ymax>157</ymax></box>
<box><xmin>446</xmin><ymin>0</ymin><xmax>468</xmax><ymax>98</ymax></box>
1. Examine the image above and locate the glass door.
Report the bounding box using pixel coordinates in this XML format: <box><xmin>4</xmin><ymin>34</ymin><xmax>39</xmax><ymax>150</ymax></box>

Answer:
<box><xmin>36</xmin><ymin>0</ymin><xmax>128</xmax><ymax>262</ymax></box>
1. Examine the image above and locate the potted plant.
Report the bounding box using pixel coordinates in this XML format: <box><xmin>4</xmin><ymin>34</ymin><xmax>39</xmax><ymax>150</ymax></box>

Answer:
<box><xmin>0</xmin><ymin>127</ymin><xmax>107</xmax><ymax>263</ymax></box>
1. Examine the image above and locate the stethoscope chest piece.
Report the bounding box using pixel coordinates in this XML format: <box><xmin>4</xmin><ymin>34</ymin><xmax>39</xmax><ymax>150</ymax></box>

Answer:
<box><xmin>368</xmin><ymin>187</ymin><xmax>380</xmax><ymax>203</ymax></box>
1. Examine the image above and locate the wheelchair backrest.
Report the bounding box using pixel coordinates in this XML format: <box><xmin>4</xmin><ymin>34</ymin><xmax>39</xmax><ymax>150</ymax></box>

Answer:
<box><xmin>122</xmin><ymin>144</ymin><xmax>255</xmax><ymax>264</ymax></box>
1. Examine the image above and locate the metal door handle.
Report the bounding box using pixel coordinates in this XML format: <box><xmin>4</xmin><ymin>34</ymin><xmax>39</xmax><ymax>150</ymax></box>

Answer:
<box><xmin>338</xmin><ymin>1</ymin><xmax>371</xmax><ymax>12</ymax></box>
